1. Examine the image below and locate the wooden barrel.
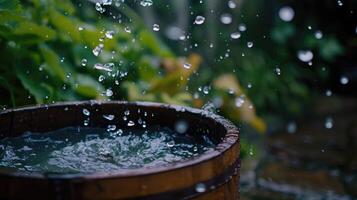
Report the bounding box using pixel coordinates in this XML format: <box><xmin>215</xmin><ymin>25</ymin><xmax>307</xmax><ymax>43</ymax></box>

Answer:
<box><xmin>0</xmin><ymin>101</ymin><xmax>240</xmax><ymax>200</ymax></box>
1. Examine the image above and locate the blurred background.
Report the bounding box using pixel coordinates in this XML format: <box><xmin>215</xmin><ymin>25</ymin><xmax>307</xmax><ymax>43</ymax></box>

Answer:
<box><xmin>0</xmin><ymin>0</ymin><xmax>356</xmax><ymax>199</ymax></box>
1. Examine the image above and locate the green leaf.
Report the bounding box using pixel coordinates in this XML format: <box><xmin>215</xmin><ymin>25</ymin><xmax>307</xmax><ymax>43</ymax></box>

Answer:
<box><xmin>39</xmin><ymin>45</ymin><xmax>66</xmax><ymax>81</ymax></box>
<box><xmin>319</xmin><ymin>37</ymin><xmax>344</xmax><ymax>61</ymax></box>
<box><xmin>139</xmin><ymin>30</ymin><xmax>173</xmax><ymax>58</ymax></box>
<box><xmin>74</xmin><ymin>74</ymin><xmax>104</xmax><ymax>98</ymax></box>
<box><xmin>0</xmin><ymin>11</ymin><xmax>56</xmax><ymax>42</ymax></box>
<box><xmin>15</xmin><ymin>68</ymin><xmax>51</xmax><ymax>104</ymax></box>
<box><xmin>49</xmin><ymin>9</ymin><xmax>81</xmax><ymax>42</ymax></box>
<box><xmin>0</xmin><ymin>0</ymin><xmax>21</xmax><ymax>12</ymax></box>
<box><xmin>271</xmin><ymin>23</ymin><xmax>295</xmax><ymax>44</ymax></box>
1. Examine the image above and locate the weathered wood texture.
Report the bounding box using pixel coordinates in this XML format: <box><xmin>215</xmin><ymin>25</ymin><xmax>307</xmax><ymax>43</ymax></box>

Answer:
<box><xmin>0</xmin><ymin>101</ymin><xmax>240</xmax><ymax>200</ymax></box>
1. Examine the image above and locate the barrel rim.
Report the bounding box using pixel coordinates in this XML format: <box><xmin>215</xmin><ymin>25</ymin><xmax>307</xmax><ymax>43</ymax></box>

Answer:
<box><xmin>0</xmin><ymin>101</ymin><xmax>239</xmax><ymax>180</ymax></box>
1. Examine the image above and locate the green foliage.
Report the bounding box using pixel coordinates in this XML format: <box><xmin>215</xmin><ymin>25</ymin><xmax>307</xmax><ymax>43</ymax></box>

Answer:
<box><xmin>0</xmin><ymin>0</ymin><xmax>174</xmax><ymax>108</ymax></box>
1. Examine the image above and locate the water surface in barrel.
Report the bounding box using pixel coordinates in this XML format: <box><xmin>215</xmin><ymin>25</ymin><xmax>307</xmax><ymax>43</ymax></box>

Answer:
<box><xmin>0</xmin><ymin>126</ymin><xmax>215</xmax><ymax>174</ymax></box>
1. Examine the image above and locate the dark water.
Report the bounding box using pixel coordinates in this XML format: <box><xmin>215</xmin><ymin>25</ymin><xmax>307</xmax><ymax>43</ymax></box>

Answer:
<box><xmin>0</xmin><ymin>126</ymin><xmax>214</xmax><ymax>174</ymax></box>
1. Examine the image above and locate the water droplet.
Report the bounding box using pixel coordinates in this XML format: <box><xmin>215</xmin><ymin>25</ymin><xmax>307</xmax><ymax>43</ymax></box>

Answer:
<box><xmin>183</xmin><ymin>62</ymin><xmax>191</xmax><ymax>69</ymax></box>
<box><xmin>175</xmin><ymin>120</ymin><xmax>188</xmax><ymax>134</ymax></box>
<box><xmin>220</xmin><ymin>13</ymin><xmax>232</xmax><ymax>24</ymax></box>
<box><xmin>340</xmin><ymin>76</ymin><xmax>349</xmax><ymax>85</ymax></box>
<box><xmin>228</xmin><ymin>0</ymin><xmax>236</xmax><ymax>9</ymax></box>
<box><xmin>140</xmin><ymin>0</ymin><xmax>153</xmax><ymax>7</ymax></box>
<box><xmin>297</xmin><ymin>50</ymin><xmax>313</xmax><ymax>62</ymax></box>
<box><xmin>337</xmin><ymin>0</ymin><xmax>343</xmax><ymax>6</ymax></box>
<box><xmin>94</xmin><ymin>63</ymin><xmax>114</xmax><ymax>72</ymax></box>
<box><xmin>124</xmin><ymin>27</ymin><xmax>131</xmax><ymax>33</ymax></box>
<box><xmin>83</xmin><ymin>118</ymin><xmax>90</xmax><ymax>126</ymax></box>
<box><xmin>315</xmin><ymin>30</ymin><xmax>323</xmax><ymax>39</ymax></box>
<box><xmin>247</xmin><ymin>42</ymin><xmax>253</xmax><ymax>48</ymax></box>
<box><xmin>195</xmin><ymin>183</ymin><xmax>206</xmax><ymax>193</ymax></box>
<box><xmin>98</xmin><ymin>75</ymin><xmax>105</xmax><ymax>82</ymax></box>
<box><xmin>152</xmin><ymin>24</ymin><xmax>160</xmax><ymax>32</ymax></box>
<box><xmin>105</xmin><ymin>30</ymin><xmax>115</xmax><ymax>39</ymax></box>
<box><xmin>102</xmin><ymin>0</ymin><xmax>112</xmax><ymax>6</ymax></box>
<box><xmin>78</xmin><ymin>26</ymin><xmax>84</xmax><ymax>31</ymax></box>
<box><xmin>92</xmin><ymin>44</ymin><xmax>104</xmax><ymax>57</ymax></box>
<box><xmin>103</xmin><ymin>114</ymin><xmax>115</xmax><ymax>121</ymax></box>
<box><xmin>82</xmin><ymin>108</ymin><xmax>90</xmax><ymax>116</ymax></box>
<box><xmin>95</xmin><ymin>3</ymin><xmax>106</xmax><ymax>13</ymax></box>
<box><xmin>279</xmin><ymin>6</ymin><xmax>295</xmax><ymax>22</ymax></box>
<box><xmin>107</xmin><ymin>124</ymin><xmax>116</xmax><ymax>132</ymax></box>
<box><xmin>249</xmin><ymin>146</ymin><xmax>254</xmax><ymax>156</ymax></box>
<box><xmin>127</xmin><ymin>121</ymin><xmax>135</xmax><ymax>126</ymax></box>
<box><xmin>194</xmin><ymin>16</ymin><xmax>205</xmax><ymax>25</ymax></box>
<box><xmin>202</xmin><ymin>86</ymin><xmax>210</xmax><ymax>95</ymax></box>
<box><xmin>287</xmin><ymin>121</ymin><xmax>297</xmax><ymax>134</ymax></box>
<box><xmin>106</xmin><ymin>88</ymin><xmax>113</xmax><ymax>97</ymax></box>
<box><xmin>326</xmin><ymin>89</ymin><xmax>332</xmax><ymax>96</ymax></box>
<box><xmin>230</xmin><ymin>32</ymin><xmax>241</xmax><ymax>39</ymax></box>
<box><xmin>80</xmin><ymin>58</ymin><xmax>87</xmax><ymax>67</ymax></box>
<box><xmin>166</xmin><ymin>141</ymin><xmax>175</xmax><ymax>147</ymax></box>
<box><xmin>238</xmin><ymin>23</ymin><xmax>247</xmax><ymax>32</ymax></box>
<box><xmin>275</xmin><ymin>67</ymin><xmax>281</xmax><ymax>75</ymax></box>
<box><xmin>325</xmin><ymin>117</ymin><xmax>333</xmax><ymax>129</ymax></box>
<box><xmin>124</xmin><ymin>110</ymin><xmax>130</xmax><ymax>115</ymax></box>
<box><xmin>235</xmin><ymin>96</ymin><xmax>245</xmax><ymax>107</ymax></box>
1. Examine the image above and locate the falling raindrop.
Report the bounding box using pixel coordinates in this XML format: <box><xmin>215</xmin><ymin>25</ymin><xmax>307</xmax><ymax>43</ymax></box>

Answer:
<box><xmin>326</xmin><ymin>89</ymin><xmax>332</xmax><ymax>96</ymax></box>
<box><xmin>183</xmin><ymin>62</ymin><xmax>191</xmax><ymax>69</ymax></box>
<box><xmin>340</xmin><ymin>76</ymin><xmax>349</xmax><ymax>85</ymax></box>
<box><xmin>166</xmin><ymin>141</ymin><xmax>175</xmax><ymax>147</ymax></box>
<box><xmin>195</xmin><ymin>183</ymin><xmax>206</xmax><ymax>193</ymax></box>
<box><xmin>194</xmin><ymin>16</ymin><xmax>205</xmax><ymax>25</ymax></box>
<box><xmin>94</xmin><ymin>63</ymin><xmax>113</xmax><ymax>72</ymax></box>
<box><xmin>297</xmin><ymin>50</ymin><xmax>313</xmax><ymax>62</ymax></box>
<box><xmin>325</xmin><ymin>117</ymin><xmax>333</xmax><ymax>129</ymax></box>
<box><xmin>83</xmin><ymin>118</ymin><xmax>90</xmax><ymax>126</ymax></box>
<box><xmin>102</xmin><ymin>0</ymin><xmax>112</xmax><ymax>5</ymax></box>
<box><xmin>124</xmin><ymin>27</ymin><xmax>131</xmax><ymax>33</ymax></box>
<box><xmin>287</xmin><ymin>121</ymin><xmax>297</xmax><ymax>134</ymax></box>
<box><xmin>82</xmin><ymin>108</ymin><xmax>90</xmax><ymax>116</ymax></box>
<box><xmin>127</xmin><ymin>120</ymin><xmax>135</xmax><ymax>126</ymax></box>
<box><xmin>315</xmin><ymin>30</ymin><xmax>323</xmax><ymax>39</ymax></box>
<box><xmin>279</xmin><ymin>6</ymin><xmax>295</xmax><ymax>22</ymax></box>
<box><xmin>230</xmin><ymin>32</ymin><xmax>241</xmax><ymax>39</ymax></box>
<box><xmin>80</xmin><ymin>58</ymin><xmax>87</xmax><ymax>67</ymax></box>
<box><xmin>175</xmin><ymin>120</ymin><xmax>188</xmax><ymax>134</ymax></box>
<box><xmin>238</xmin><ymin>23</ymin><xmax>247</xmax><ymax>32</ymax></box>
<box><xmin>337</xmin><ymin>0</ymin><xmax>343</xmax><ymax>6</ymax></box>
<box><xmin>140</xmin><ymin>0</ymin><xmax>153</xmax><ymax>7</ymax></box>
<box><xmin>103</xmin><ymin>114</ymin><xmax>115</xmax><ymax>121</ymax></box>
<box><xmin>152</xmin><ymin>24</ymin><xmax>160</xmax><ymax>32</ymax></box>
<box><xmin>105</xmin><ymin>30</ymin><xmax>115</xmax><ymax>39</ymax></box>
<box><xmin>106</xmin><ymin>88</ymin><xmax>113</xmax><ymax>97</ymax></box>
<box><xmin>124</xmin><ymin>110</ymin><xmax>130</xmax><ymax>116</ymax></box>
<box><xmin>235</xmin><ymin>96</ymin><xmax>245</xmax><ymax>107</ymax></box>
<box><xmin>228</xmin><ymin>0</ymin><xmax>236</xmax><ymax>9</ymax></box>
<box><xmin>107</xmin><ymin>125</ymin><xmax>116</xmax><ymax>132</ymax></box>
<box><xmin>220</xmin><ymin>13</ymin><xmax>232</xmax><ymax>24</ymax></box>
<box><xmin>95</xmin><ymin>3</ymin><xmax>106</xmax><ymax>13</ymax></box>
<box><xmin>98</xmin><ymin>75</ymin><xmax>105</xmax><ymax>82</ymax></box>
<box><xmin>202</xmin><ymin>86</ymin><xmax>210</xmax><ymax>95</ymax></box>
<box><xmin>92</xmin><ymin>44</ymin><xmax>104</xmax><ymax>56</ymax></box>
